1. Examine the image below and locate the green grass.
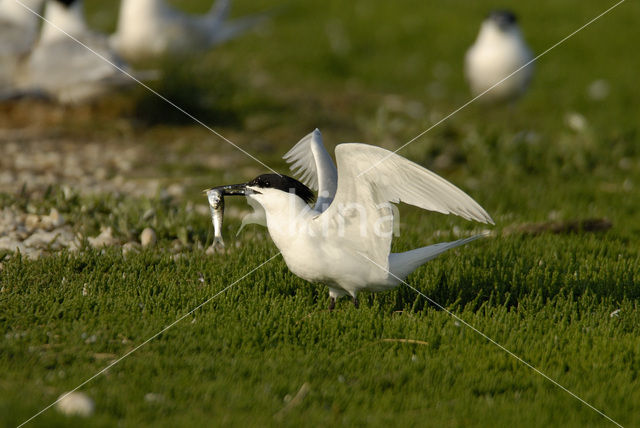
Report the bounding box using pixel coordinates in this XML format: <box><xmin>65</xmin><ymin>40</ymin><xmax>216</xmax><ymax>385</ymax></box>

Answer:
<box><xmin>2</xmin><ymin>240</ymin><xmax>639</xmax><ymax>427</ymax></box>
<box><xmin>2</xmin><ymin>0</ymin><xmax>640</xmax><ymax>426</ymax></box>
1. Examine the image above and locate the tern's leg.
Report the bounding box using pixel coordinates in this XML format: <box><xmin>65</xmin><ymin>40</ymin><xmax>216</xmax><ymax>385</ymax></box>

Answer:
<box><xmin>352</xmin><ymin>297</ymin><xmax>359</xmax><ymax>308</ymax></box>
<box><xmin>328</xmin><ymin>288</ymin><xmax>343</xmax><ymax>311</ymax></box>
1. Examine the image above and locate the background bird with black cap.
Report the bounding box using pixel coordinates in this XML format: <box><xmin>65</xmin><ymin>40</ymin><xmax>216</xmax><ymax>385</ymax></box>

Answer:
<box><xmin>465</xmin><ymin>9</ymin><xmax>534</xmax><ymax>103</ymax></box>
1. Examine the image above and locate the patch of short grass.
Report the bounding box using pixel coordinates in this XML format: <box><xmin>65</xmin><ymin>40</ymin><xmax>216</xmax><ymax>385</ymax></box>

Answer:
<box><xmin>1</xmin><ymin>245</ymin><xmax>639</xmax><ymax>427</ymax></box>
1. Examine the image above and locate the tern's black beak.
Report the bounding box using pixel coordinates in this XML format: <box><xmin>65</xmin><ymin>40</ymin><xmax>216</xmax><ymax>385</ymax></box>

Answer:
<box><xmin>205</xmin><ymin>183</ymin><xmax>260</xmax><ymax>196</ymax></box>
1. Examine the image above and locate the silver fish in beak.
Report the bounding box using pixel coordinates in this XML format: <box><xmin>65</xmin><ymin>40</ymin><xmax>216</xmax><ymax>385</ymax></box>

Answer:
<box><xmin>204</xmin><ymin>183</ymin><xmax>255</xmax><ymax>249</ymax></box>
<box><xmin>205</xmin><ymin>188</ymin><xmax>225</xmax><ymax>249</ymax></box>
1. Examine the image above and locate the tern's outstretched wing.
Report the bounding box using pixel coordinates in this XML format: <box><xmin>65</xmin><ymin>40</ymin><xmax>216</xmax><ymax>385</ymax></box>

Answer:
<box><xmin>316</xmin><ymin>143</ymin><xmax>493</xmax><ymax>269</ymax></box>
<box><xmin>203</xmin><ymin>0</ymin><xmax>269</xmax><ymax>46</ymax></box>
<box><xmin>283</xmin><ymin>129</ymin><xmax>338</xmax><ymax>212</ymax></box>
<box><xmin>207</xmin><ymin>0</ymin><xmax>231</xmax><ymax>22</ymax></box>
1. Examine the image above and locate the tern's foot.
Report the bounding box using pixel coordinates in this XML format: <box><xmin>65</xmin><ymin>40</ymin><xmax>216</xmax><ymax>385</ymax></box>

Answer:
<box><xmin>328</xmin><ymin>297</ymin><xmax>336</xmax><ymax>311</ymax></box>
<box><xmin>352</xmin><ymin>297</ymin><xmax>359</xmax><ymax>309</ymax></box>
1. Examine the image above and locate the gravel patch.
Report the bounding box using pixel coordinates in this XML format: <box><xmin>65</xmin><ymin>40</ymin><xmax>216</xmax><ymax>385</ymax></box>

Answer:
<box><xmin>0</xmin><ymin>207</ymin><xmax>78</xmax><ymax>259</ymax></box>
<box><xmin>0</xmin><ymin>135</ymin><xmax>161</xmax><ymax>197</ymax></box>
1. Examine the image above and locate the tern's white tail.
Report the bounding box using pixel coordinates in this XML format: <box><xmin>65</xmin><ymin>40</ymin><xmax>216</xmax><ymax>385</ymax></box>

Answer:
<box><xmin>388</xmin><ymin>234</ymin><xmax>486</xmax><ymax>281</ymax></box>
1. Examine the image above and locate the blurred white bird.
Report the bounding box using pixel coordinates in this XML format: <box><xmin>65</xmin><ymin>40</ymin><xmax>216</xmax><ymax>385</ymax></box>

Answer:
<box><xmin>15</xmin><ymin>0</ymin><xmax>150</xmax><ymax>104</ymax></box>
<box><xmin>213</xmin><ymin>130</ymin><xmax>493</xmax><ymax>309</ymax></box>
<box><xmin>465</xmin><ymin>10</ymin><xmax>534</xmax><ymax>103</ymax></box>
<box><xmin>111</xmin><ymin>0</ymin><xmax>268</xmax><ymax>62</ymax></box>
<box><xmin>0</xmin><ymin>0</ymin><xmax>45</xmax><ymax>91</ymax></box>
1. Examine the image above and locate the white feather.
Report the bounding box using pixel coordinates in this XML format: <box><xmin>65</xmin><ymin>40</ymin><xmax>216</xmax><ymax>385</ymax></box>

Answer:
<box><xmin>315</xmin><ymin>143</ymin><xmax>493</xmax><ymax>273</ymax></box>
<box><xmin>282</xmin><ymin>129</ymin><xmax>338</xmax><ymax>212</ymax></box>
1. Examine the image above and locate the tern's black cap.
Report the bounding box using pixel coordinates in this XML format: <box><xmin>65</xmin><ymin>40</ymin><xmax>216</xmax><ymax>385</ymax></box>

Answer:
<box><xmin>248</xmin><ymin>174</ymin><xmax>315</xmax><ymax>204</ymax></box>
<box><xmin>55</xmin><ymin>0</ymin><xmax>77</xmax><ymax>7</ymax></box>
<box><xmin>488</xmin><ymin>10</ymin><xmax>518</xmax><ymax>28</ymax></box>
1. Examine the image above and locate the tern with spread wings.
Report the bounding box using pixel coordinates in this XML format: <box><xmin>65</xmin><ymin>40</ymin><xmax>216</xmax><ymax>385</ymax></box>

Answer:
<box><xmin>111</xmin><ymin>0</ymin><xmax>268</xmax><ymax>62</ymax></box>
<box><xmin>209</xmin><ymin>129</ymin><xmax>493</xmax><ymax>309</ymax></box>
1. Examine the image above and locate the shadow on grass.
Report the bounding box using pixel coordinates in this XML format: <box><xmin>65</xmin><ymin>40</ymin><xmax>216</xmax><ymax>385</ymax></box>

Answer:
<box><xmin>130</xmin><ymin>59</ymin><xmax>241</xmax><ymax>127</ymax></box>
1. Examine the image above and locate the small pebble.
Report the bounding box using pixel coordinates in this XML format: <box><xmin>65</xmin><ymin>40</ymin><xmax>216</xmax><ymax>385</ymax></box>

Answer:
<box><xmin>206</xmin><ymin>244</ymin><xmax>226</xmax><ymax>255</ymax></box>
<box><xmin>140</xmin><ymin>228</ymin><xmax>156</xmax><ymax>247</ymax></box>
<box><xmin>88</xmin><ymin>227</ymin><xmax>118</xmax><ymax>248</ymax></box>
<box><xmin>42</xmin><ymin>208</ymin><xmax>65</xmax><ymax>229</ymax></box>
<box><xmin>122</xmin><ymin>241</ymin><xmax>141</xmax><ymax>255</ymax></box>
<box><xmin>144</xmin><ymin>393</ymin><xmax>164</xmax><ymax>403</ymax></box>
<box><xmin>166</xmin><ymin>183</ymin><xmax>185</xmax><ymax>198</ymax></box>
<box><xmin>565</xmin><ymin>112</ymin><xmax>588</xmax><ymax>133</ymax></box>
<box><xmin>142</xmin><ymin>209</ymin><xmax>155</xmax><ymax>221</ymax></box>
<box><xmin>23</xmin><ymin>230</ymin><xmax>62</xmax><ymax>249</ymax></box>
<box><xmin>587</xmin><ymin>79</ymin><xmax>610</xmax><ymax>101</ymax></box>
<box><xmin>25</xmin><ymin>213</ymin><xmax>40</xmax><ymax>231</ymax></box>
<box><xmin>56</xmin><ymin>391</ymin><xmax>94</xmax><ymax>417</ymax></box>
